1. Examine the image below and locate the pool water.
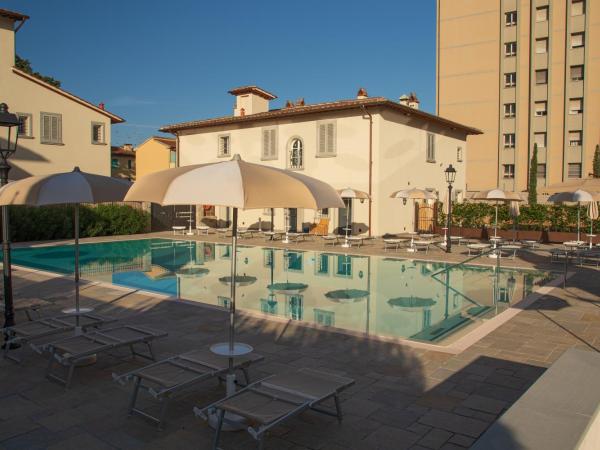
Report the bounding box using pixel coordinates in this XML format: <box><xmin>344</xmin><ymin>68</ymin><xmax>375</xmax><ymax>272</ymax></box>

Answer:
<box><xmin>12</xmin><ymin>238</ymin><xmax>553</xmax><ymax>343</ymax></box>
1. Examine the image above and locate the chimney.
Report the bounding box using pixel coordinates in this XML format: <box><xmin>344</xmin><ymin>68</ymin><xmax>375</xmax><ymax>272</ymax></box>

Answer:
<box><xmin>285</xmin><ymin>100</ymin><xmax>293</xmax><ymax>108</ymax></box>
<box><xmin>408</xmin><ymin>92</ymin><xmax>420</xmax><ymax>110</ymax></box>
<box><xmin>122</xmin><ymin>144</ymin><xmax>134</xmax><ymax>152</ymax></box>
<box><xmin>98</xmin><ymin>102</ymin><xmax>105</xmax><ymax>110</ymax></box>
<box><xmin>228</xmin><ymin>86</ymin><xmax>277</xmax><ymax>116</ymax></box>
<box><xmin>399</xmin><ymin>94</ymin><xmax>410</xmax><ymax>106</ymax></box>
<box><xmin>356</xmin><ymin>87</ymin><xmax>368</xmax><ymax>99</ymax></box>
<box><xmin>296</xmin><ymin>98</ymin><xmax>305</xmax><ymax>106</ymax></box>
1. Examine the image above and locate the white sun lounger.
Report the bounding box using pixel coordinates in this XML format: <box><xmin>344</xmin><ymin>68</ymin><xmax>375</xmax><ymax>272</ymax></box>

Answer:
<box><xmin>3</xmin><ymin>312</ymin><xmax>116</xmax><ymax>363</ymax></box>
<box><xmin>194</xmin><ymin>368</ymin><xmax>355</xmax><ymax>450</ymax></box>
<box><xmin>112</xmin><ymin>348</ymin><xmax>265</xmax><ymax>429</ymax></box>
<box><xmin>38</xmin><ymin>324</ymin><xmax>167</xmax><ymax>389</ymax></box>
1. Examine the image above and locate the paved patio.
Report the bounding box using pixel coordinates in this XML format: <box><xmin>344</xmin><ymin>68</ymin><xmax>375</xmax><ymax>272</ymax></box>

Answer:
<box><xmin>0</xmin><ymin>235</ymin><xmax>598</xmax><ymax>449</ymax></box>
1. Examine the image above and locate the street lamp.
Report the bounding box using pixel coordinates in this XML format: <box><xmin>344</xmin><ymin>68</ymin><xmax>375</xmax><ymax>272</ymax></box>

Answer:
<box><xmin>0</xmin><ymin>103</ymin><xmax>19</xmax><ymax>331</ymax></box>
<box><xmin>444</xmin><ymin>164</ymin><xmax>456</xmax><ymax>253</ymax></box>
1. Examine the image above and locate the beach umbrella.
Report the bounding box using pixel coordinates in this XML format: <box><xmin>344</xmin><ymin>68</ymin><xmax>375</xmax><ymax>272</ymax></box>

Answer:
<box><xmin>387</xmin><ymin>296</ymin><xmax>436</xmax><ymax>310</ymax></box>
<box><xmin>390</xmin><ymin>188</ymin><xmax>436</xmax><ymax>237</ymax></box>
<box><xmin>547</xmin><ymin>190</ymin><xmax>600</xmax><ymax>242</ymax></box>
<box><xmin>471</xmin><ymin>189</ymin><xmax>523</xmax><ymax>238</ymax></box>
<box><xmin>125</xmin><ymin>154</ymin><xmax>343</xmax><ymax>394</ymax></box>
<box><xmin>337</xmin><ymin>188</ymin><xmax>369</xmax><ymax>248</ymax></box>
<box><xmin>325</xmin><ymin>289</ymin><xmax>370</xmax><ymax>303</ymax></box>
<box><xmin>267</xmin><ymin>282</ymin><xmax>308</xmax><ymax>295</ymax></box>
<box><xmin>0</xmin><ymin>167</ymin><xmax>131</xmax><ymax>328</ymax></box>
<box><xmin>588</xmin><ymin>201</ymin><xmax>599</xmax><ymax>249</ymax></box>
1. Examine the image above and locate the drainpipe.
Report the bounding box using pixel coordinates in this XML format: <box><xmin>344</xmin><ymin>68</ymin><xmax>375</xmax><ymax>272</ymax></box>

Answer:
<box><xmin>361</xmin><ymin>105</ymin><xmax>373</xmax><ymax>236</ymax></box>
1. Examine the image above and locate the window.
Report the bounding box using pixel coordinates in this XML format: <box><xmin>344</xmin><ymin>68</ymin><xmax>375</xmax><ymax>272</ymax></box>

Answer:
<box><xmin>569</xmin><ymin>98</ymin><xmax>583</xmax><ymax>114</ymax></box>
<box><xmin>314</xmin><ymin>309</ymin><xmax>335</xmax><ymax>327</ymax></box>
<box><xmin>91</xmin><ymin>122</ymin><xmax>105</xmax><ymax>144</ymax></box>
<box><xmin>571</xmin><ymin>0</ymin><xmax>585</xmax><ymax>16</ymax></box>
<box><xmin>570</xmin><ymin>65</ymin><xmax>584</xmax><ymax>81</ymax></box>
<box><xmin>536</xmin><ymin>6</ymin><xmax>549</xmax><ymax>22</ymax></box>
<box><xmin>534</xmin><ymin>132</ymin><xmax>546</xmax><ymax>148</ymax></box>
<box><xmin>505</xmin><ymin>11</ymin><xmax>517</xmax><ymax>26</ymax></box>
<box><xmin>503</xmin><ymin>133</ymin><xmax>515</xmax><ymax>148</ymax></box>
<box><xmin>569</xmin><ymin>130</ymin><xmax>582</xmax><ymax>146</ymax></box>
<box><xmin>288</xmin><ymin>138</ymin><xmax>303</xmax><ymax>169</ymax></box>
<box><xmin>16</xmin><ymin>113</ymin><xmax>32</xmax><ymax>137</ymax></box>
<box><xmin>317</xmin><ymin>121</ymin><xmax>336</xmax><ymax>156</ymax></box>
<box><xmin>568</xmin><ymin>163</ymin><xmax>582</xmax><ymax>178</ymax></box>
<box><xmin>536</xmin><ymin>38</ymin><xmax>548</xmax><ymax>54</ymax></box>
<box><xmin>336</xmin><ymin>255</ymin><xmax>352</xmax><ymax>277</ymax></box>
<box><xmin>169</xmin><ymin>150</ymin><xmax>177</xmax><ymax>164</ymax></box>
<box><xmin>535</xmin><ymin>69</ymin><xmax>548</xmax><ymax>85</ymax></box>
<box><xmin>286</xmin><ymin>296</ymin><xmax>303</xmax><ymax>321</ymax></box>
<box><xmin>316</xmin><ymin>254</ymin><xmax>329</xmax><ymax>275</ymax></box>
<box><xmin>127</xmin><ymin>159</ymin><xmax>133</xmax><ymax>169</ymax></box>
<box><xmin>504</xmin><ymin>42</ymin><xmax>517</xmax><ymax>57</ymax></box>
<box><xmin>504</xmin><ymin>103</ymin><xmax>516</xmax><ymax>118</ymax></box>
<box><xmin>503</xmin><ymin>164</ymin><xmax>515</xmax><ymax>179</ymax></box>
<box><xmin>571</xmin><ymin>32</ymin><xmax>584</xmax><ymax>48</ymax></box>
<box><xmin>40</xmin><ymin>112</ymin><xmax>62</xmax><ymax>144</ymax></box>
<box><xmin>535</xmin><ymin>101</ymin><xmax>547</xmax><ymax>116</ymax></box>
<box><xmin>261</xmin><ymin>127</ymin><xmax>277</xmax><ymax>160</ymax></box>
<box><xmin>537</xmin><ymin>163</ymin><xmax>547</xmax><ymax>178</ymax></box>
<box><xmin>457</xmin><ymin>146</ymin><xmax>463</xmax><ymax>162</ymax></box>
<box><xmin>260</xmin><ymin>299</ymin><xmax>277</xmax><ymax>315</ymax></box>
<box><xmin>218</xmin><ymin>134</ymin><xmax>230</xmax><ymax>157</ymax></box>
<box><xmin>111</xmin><ymin>158</ymin><xmax>119</xmax><ymax>168</ymax></box>
<box><xmin>426</xmin><ymin>133</ymin><xmax>435</xmax><ymax>162</ymax></box>
<box><xmin>504</xmin><ymin>72</ymin><xmax>516</xmax><ymax>87</ymax></box>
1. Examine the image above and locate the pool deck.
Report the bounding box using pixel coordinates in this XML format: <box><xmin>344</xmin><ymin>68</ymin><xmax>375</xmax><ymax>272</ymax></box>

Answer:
<box><xmin>1</xmin><ymin>233</ymin><xmax>599</xmax><ymax>449</ymax></box>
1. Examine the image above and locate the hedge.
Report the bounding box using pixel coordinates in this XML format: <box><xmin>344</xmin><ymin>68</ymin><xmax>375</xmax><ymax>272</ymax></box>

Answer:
<box><xmin>7</xmin><ymin>204</ymin><xmax>150</xmax><ymax>242</ymax></box>
<box><xmin>437</xmin><ymin>202</ymin><xmax>600</xmax><ymax>233</ymax></box>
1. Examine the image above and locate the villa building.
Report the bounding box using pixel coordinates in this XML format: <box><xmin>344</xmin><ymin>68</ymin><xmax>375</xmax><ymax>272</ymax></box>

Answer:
<box><xmin>0</xmin><ymin>9</ymin><xmax>124</xmax><ymax>179</ymax></box>
<box><xmin>111</xmin><ymin>144</ymin><xmax>136</xmax><ymax>181</ymax></box>
<box><xmin>436</xmin><ymin>0</ymin><xmax>600</xmax><ymax>194</ymax></box>
<box><xmin>135</xmin><ymin>136</ymin><xmax>177</xmax><ymax>179</ymax></box>
<box><xmin>160</xmin><ymin>86</ymin><xmax>480</xmax><ymax>236</ymax></box>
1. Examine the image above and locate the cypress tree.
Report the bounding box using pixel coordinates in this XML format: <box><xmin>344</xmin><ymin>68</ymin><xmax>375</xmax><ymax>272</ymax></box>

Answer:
<box><xmin>593</xmin><ymin>144</ymin><xmax>600</xmax><ymax>178</ymax></box>
<box><xmin>528</xmin><ymin>143</ymin><xmax>538</xmax><ymax>205</ymax></box>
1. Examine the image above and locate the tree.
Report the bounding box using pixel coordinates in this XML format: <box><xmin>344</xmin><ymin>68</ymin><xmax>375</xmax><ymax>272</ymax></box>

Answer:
<box><xmin>528</xmin><ymin>143</ymin><xmax>538</xmax><ymax>205</ymax></box>
<box><xmin>593</xmin><ymin>144</ymin><xmax>600</xmax><ymax>178</ymax></box>
<box><xmin>15</xmin><ymin>54</ymin><xmax>61</xmax><ymax>88</ymax></box>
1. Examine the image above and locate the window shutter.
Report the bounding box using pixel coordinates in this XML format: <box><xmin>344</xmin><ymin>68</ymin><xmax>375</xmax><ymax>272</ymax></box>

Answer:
<box><xmin>41</xmin><ymin>114</ymin><xmax>50</xmax><ymax>141</ymax></box>
<box><xmin>269</xmin><ymin>129</ymin><xmax>277</xmax><ymax>158</ymax></box>
<box><xmin>262</xmin><ymin>129</ymin><xmax>270</xmax><ymax>158</ymax></box>
<box><xmin>326</xmin><ymin>123</ymin><xmax>335</xmax><ymax>154</ymax></box>
<box><xmin>318</xmin><ymin>124</ymin><xmax>326</xmax><ymax>154</ymax></box>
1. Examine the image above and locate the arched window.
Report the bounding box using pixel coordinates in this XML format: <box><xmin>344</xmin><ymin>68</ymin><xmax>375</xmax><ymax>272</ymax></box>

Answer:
<box><xmin>289</xmin><ymin>138</ymin><xmax>303</xmax><ymax>169</ymax></box>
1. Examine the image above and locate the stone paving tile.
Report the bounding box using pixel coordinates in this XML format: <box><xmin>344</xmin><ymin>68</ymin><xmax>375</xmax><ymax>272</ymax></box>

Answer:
<box><xmin>362</xmin><ymin>425</ymin><xmax>421</xmax><ymax>450</ymax></box>
<box><xmin>460</xmin><ymin>394</ymin><xmax>507</xmax><ymax>414</ymax></box>
<box><xmin>417</xmin><ymin>428</ymin><xmax>453</xmax><ymax>449</ymax></box>
<box><xmin>447</xmin><ymin>434</ymin><xmax>475</xmax><ymax>448</ymax></box>
<box><xmin>418</xmin><ymin>410</ymin><xmax>489</xmax><ymax>438</ymax></box>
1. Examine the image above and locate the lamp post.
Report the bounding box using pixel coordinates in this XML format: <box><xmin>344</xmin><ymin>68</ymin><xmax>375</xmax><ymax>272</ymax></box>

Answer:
<box><xmin>0</xmin><ymin>103</ymin><xmax>19</xmax><ymax>332</ymax></box>
<box><xmin>444</xmin><ymin>164</ymin><xmax>456</xmax><ymax>253</ymax></box>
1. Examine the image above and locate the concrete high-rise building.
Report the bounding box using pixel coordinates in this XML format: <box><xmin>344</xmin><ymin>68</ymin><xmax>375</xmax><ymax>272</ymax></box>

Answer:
<box><xmin>436</xmin><ymin>0</ymin><xmax>600</xmax><ymax>194</ymax></box>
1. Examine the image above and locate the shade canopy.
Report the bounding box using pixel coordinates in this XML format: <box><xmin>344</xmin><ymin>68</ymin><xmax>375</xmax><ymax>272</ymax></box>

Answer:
<box><xmin>267</xmin><ymin>282</ymin><xmax>308</xmax><ymax>295</ymax></box>
<box><xmin>390</xmin><ymin>188</ymin><xmax>436</xmax><ymax>200</ymax></box>
<box><xmin>125</xmin><ymin>154</ymin><xmax>344</xmax><ymax>209</ymax></box>
<box><xmin>588</xmin><ymin>201</ymin><xmax>599</xmax><ymax>221</ymax></box>
<box><xmin>0</xmin><ymin>167</ymin><xmax>131</xmax><ymax>206</ymax></box>
<box><xmin>325</xmin><ymin>289</ymin><xmax>370</xmax><ymax>303</ymax></box>
<box><xmin>509</xmin><ymin>200</ymin><xmax>520</xmax><ymax>218</ymax></box>
<box><xmin>471</xmin><ymin>189</ymin><xmax>523</xmax><ymax>202</ymax></box>
<box><xmin>337</xmin><ymin>188</ymin><xmax>370</xmax><ymax>200</ymax></box>
<box><xmin>547</xmin><ymin>189</ymin><xmax>600</xmax><ymax>203</ymax></box>
<box><xmin>541</xmin><ymin>177</ymin><xmax>600</xmax><ymax>195</ymax></box>
<box><xmin>388</xmin><ymin>297</ymin><xmax>436</xmax><ymax>309</ymax></box>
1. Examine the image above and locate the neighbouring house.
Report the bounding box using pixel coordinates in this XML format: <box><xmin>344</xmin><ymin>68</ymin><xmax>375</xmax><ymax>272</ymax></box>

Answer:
<box><xmin>436</xmin><ymin>0</ymin><xmax>600</xmax><ymax>194</ymax></box>
<box><xmin>0</xmin><ymin>9</ymin><xmax>124</xmax><ymax>179</ymax></box>
<box><xmin>135</xmin><ymin>136</ymin><xmax>176</xmax><ymax>178</ymax></box>
<box><xmin>111</xmin><ymin>144</ymin><xmax>136</xmax><ymax>180</ymax></box>
<box><xmin>160</xmin><ymin>86</ymin><xmax>481</xmax><ymax>236</ymax></box>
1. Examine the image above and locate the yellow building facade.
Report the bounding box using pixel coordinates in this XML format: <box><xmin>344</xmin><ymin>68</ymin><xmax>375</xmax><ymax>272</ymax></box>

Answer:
<box><xmin>437</xmin><ymin>0</ymin><xmax>600</xmax><ymax>193</ymax></box>
<box><xmin>135</xmin><ymin>136</ymin><xmax>176</xmax><ymax>179</ymax></box>
<box><xmin>0</xmin><ymin>9</ymin><xmax>123</xmax><ymax>179</ymax></box>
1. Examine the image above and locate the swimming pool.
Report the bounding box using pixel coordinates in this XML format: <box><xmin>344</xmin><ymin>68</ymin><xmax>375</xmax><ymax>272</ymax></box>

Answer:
<box><xmin>12</xmin><ymin>238</ymin><xmax>553</xmax><ymax>343</ymax></box>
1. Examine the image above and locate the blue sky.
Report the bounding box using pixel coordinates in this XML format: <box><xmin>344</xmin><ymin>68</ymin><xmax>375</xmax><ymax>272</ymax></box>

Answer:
<box><xmin>4</xmin><ymin>0</ymin><xmax>437</xmax><ymax>146</ymax></box>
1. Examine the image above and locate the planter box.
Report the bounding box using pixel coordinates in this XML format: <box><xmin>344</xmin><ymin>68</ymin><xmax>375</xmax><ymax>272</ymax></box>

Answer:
<box><xmin>434</xmin><ymin>226</ymin><xmax>593</xmax><ymax>244</ymax></box>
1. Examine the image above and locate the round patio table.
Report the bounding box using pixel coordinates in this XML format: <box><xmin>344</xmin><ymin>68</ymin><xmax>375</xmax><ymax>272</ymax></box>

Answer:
<box><xmin>522</xmin><ymin>240</ymin><xmax>539</xmax><ymax>249</ymax></box>
<box><xmin>468</xmin><ymin>243</ymin><xmax>491</xmax><ymax>256</ymax></box>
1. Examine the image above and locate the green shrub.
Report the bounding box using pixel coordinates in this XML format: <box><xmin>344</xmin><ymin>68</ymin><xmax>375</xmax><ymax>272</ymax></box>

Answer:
<box><xmin>8</xmin><ymin>204</ymin><xmax>149</xmax><ymax>242</ymax></box>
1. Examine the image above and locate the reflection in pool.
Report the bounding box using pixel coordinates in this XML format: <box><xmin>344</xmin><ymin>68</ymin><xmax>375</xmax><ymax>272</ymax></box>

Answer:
<box><xmin>13</xmin><ymin>238</ymin><xmax>553</xmax><ymax>343</ymax></box>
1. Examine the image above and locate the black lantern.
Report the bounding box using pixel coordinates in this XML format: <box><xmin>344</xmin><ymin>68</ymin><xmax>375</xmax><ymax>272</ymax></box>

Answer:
<box><xmin>0</xmin><ymin>102</ymin><xmax>19</xmax><ymax>334</ymax></box>
<box><xmin>444</xmin><ymin>164</ymin><xmax>456</xmax><ymax>253</ymax></box>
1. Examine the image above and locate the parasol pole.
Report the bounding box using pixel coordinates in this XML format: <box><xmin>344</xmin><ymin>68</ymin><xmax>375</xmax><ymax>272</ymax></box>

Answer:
<box><xmin>577</xmin><ymin>202</ymin><xmax>581</xmax><ymax>242</ymax></box>
<box><xmin>227</xmin><ymin>207</ymin><xmax>238</xmax><ymax>394</ymax></box>
<box><xmin>74</xmin><ymin>203</ymin><xmax>80</xmax><ymax>329</ymax></box>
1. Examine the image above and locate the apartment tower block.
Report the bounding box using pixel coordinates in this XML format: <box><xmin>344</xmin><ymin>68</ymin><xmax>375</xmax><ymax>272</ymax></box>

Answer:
<box><xmin>436</xmin><ymin>0</ymin><xmax>600</xmax><ymax>193</ymax></box>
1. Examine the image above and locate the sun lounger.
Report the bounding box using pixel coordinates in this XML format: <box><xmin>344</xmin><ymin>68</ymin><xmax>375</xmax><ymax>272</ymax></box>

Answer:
<box><xmin>112</xmin><ymin>349</ymin><xmax>265</xmax><ymax>429</ymax></box>
<box><xmin>39</xmin><ymin>324</ymin><xmax>167</xmax><ymax>389</ymax></box>
<box><xmin>321</xmin><ymin>235</ymin><xmax>339</xmax><ymax>246</ymax></box>
<box><xmin>412</xmin><ymin>240</ymin><xmax>432</xmax><ymax>254</ymax></box>
<box><xmin>194</xmin><ymin>367</ymin><xmax>355</xmax><ymax>450</ymax></box>
<box><xmin>383</xmin><ymin>238</ymin><xmax>406</xmax><ymax>252</ymax></box>
<box><xmin>3</xmin><ymin>312</ymin><xmax>115</xmax><ymax>363</ymax></box>
<box><xmin>346</xmin><ymin>236</ymin><xmax>375</xmax><ymax>248</ymax></box>
<box><xmin>0</xmin><ymin>297</ymin><xmax>51</xmax><ymax>321</ymax></box>
<box><xmin>196</xmin><ymin>225</ymin><xmax>210</xmax><ymax>235</ymax></box>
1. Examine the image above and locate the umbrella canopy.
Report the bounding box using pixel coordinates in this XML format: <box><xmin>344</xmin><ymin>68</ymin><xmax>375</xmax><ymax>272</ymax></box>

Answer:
<box><xmin>390</xmin><ymin>188</ymin><xmax>436</xmax><ymax>200</ymax></box>
<box><xmin>267</xmin><ymin>282</ymin><xmax>308</xmax><ymax>295</ymax></box>
<box><xmin>0</xmin><ymin>167</ymin><xmax>130</xmax><ymax>327</ymax></box>
<box><xmin>388</xmin><ymin>296</ymin><xmax>436</xmax><ymax>309</ymax></box>
<box><xmin>471</xmin><ymin>189</ymin><xmax>523</xmax><ymax>238</ymax></box>
<box><xmin>588</xmin><ymin>201</ymin><xmax>599</xmax><ymax>249</ymax></box>
<box><xmin>547</xmin><ymin>190</ymin><xmax>600</xmax><ymax>242</ymax></box>
<box><xmin>325</xmin><ymin>289</ymin><xmax>370</xmax><ymax>303</ymax></box>
<box><xmin>125</xmin><ymin>154</ymin><xmax>343</xmax><ymax>393</ymax></box>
